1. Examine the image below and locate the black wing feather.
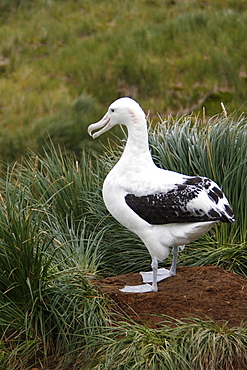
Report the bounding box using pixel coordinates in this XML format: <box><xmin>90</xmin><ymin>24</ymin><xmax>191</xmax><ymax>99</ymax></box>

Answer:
<box><xmin>125</xmin><ymin>177</ymin><xmax>234</xmax><ymax>225</ymax></box>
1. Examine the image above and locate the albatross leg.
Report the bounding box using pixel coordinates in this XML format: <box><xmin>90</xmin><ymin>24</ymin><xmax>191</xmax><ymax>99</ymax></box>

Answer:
<box><xmin>169</xmin><ymin>246</ymin><xmax>179</xmax><ymax>276</ymax></box>
<box><xmin>151</xmin><ymin>257</ymin><xmax>158</xmax><ymax>292</ymax></box>
<box><xmin>139</xmin><ymin>245</ymin><xmax>183</xmax><ymax>283</ymax></box>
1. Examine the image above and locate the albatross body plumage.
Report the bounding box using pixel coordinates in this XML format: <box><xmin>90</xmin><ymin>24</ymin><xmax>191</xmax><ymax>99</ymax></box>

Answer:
<box><xmin>88</xmin><ymin>97</ymin><xmax>235</xmax><ymax>293</ymax></box>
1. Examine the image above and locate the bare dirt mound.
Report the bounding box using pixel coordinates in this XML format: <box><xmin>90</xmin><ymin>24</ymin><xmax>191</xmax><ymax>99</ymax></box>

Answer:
<box><xmin>94</xmin><ymin>266</ymin><xmax>247</xmax><ymax>327</ymax></box>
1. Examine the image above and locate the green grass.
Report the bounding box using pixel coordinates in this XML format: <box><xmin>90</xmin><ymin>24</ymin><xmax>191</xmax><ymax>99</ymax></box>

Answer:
<box><xmin>0</xmin><ymin>158</ymin><xmax>109</xmax><ymax>369</ymax></box>
<box><xmin>90</xmin><ymin>317</ymin><xmax>247</xmax><ymax>370</ymax></box>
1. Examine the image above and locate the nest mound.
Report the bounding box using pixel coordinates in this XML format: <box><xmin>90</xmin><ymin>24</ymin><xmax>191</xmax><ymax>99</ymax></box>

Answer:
<box><xmin>95</xmin><ymin>265</ymin><xmax>247</xmax><ymax>327</ymax></box>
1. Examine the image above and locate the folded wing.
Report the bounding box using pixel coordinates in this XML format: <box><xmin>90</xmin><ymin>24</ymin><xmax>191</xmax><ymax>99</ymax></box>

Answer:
<box><xmin>125</xmin><ymin>176</ymin><xmax>235</xmax><ymax>225</ymax></box>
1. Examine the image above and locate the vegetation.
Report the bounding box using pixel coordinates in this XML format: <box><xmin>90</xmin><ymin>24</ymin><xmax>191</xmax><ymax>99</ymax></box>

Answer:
<box><xmin>0</xmin><ymin>152</ymin><xmax>109</xmax><ymax>369</ymax></box>
<box><xmin>91</xmin><ymin>317</ymin><xmax>247</xmax><ymax>370</ymax></box>
<box><xmin>0</xmin><ymin>0</ymin><xmax>247</xmax><ymax>368</ymax></box>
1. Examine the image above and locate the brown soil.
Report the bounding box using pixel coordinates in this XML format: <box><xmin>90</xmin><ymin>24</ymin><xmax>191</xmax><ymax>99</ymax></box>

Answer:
<box><xmin>94</xmin><ymin>265</ymin><xmax>247</xmax><ymax>327</ymax></box>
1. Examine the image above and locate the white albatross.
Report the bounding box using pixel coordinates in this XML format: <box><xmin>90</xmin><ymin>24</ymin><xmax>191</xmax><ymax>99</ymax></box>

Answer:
<box><xmin>88</xmin><ymin>97</ymin><xmax>235</xmax><ymax>293</ymax></box>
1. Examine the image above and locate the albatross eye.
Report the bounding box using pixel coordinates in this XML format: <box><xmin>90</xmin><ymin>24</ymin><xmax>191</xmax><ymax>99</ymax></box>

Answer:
<box><xmin>110</xmin><ymin>108</ymin><xmax>115</xmax><ymax>113</ymax></box>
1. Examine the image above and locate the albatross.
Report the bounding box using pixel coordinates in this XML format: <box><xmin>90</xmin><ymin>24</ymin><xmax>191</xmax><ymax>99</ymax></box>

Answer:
<box><xmin>88</xmin><ymin>97</ymin><xmax>235</xmax><ymax>293</ymax></box>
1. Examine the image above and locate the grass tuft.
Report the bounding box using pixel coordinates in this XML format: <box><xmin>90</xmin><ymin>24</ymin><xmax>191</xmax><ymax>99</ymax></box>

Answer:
<box><xmin>89</xmin><ymin>316</ymin><xmax>247</xmax><ymax>370</ymax></box>
<box><xmin>0</xmin><ymin>155</ymin><xmax>109</xmax><ymax>368</ymax></box>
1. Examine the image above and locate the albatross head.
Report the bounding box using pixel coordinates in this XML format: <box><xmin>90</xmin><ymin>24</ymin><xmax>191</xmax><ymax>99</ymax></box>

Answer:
<box><xmin>88</xmin><ymin>97</ymin><xmax>145</xmax><ymax>139</ymax></box>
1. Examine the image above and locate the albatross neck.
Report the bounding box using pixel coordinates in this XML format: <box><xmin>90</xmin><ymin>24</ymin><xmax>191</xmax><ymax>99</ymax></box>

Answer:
<box><xmin>120</xmin><ymin>118</ymin><xmax>154</xmax><ymax>166</ymax></box>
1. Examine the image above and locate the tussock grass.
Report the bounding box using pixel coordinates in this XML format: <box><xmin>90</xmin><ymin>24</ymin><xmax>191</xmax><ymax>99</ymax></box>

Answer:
<box><xmin>90</xmin><ymin>323</ymin><xmax>188</xmax><ymax>370</ymax></box>
<box><xmin>89</xmin><ymin>317</ymin><xmax>247</xmax><ymax>370</ymax></box>
<box><xmin>0</xmin><ymin>157</ymin><xmax>109</xmax><ymax>369</ymax></box>
<box><xmin>171</xmin><ymin>317</ymin><xmax>247</xmax><ymax>370</ymax></box>
<box><xmin>0</xmin><ymin>338</ymin><xmax>38</xmax><ymax>370</ymax></box>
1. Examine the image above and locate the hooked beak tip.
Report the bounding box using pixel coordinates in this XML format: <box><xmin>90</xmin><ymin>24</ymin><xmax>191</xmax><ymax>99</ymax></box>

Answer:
<box><xmin>87</xmin><ymin>125</ymin><xmax>96</xmax><ymax>138</ymax></box>
<box><xmin>88</xmin><ymin>114</ymin><xmax>111</xmax><ymax>139</ymax></box>
<box><xmin>87</xmin><ymin>127</ymin><xmax>99</xmax><ymax>139</ymax></box>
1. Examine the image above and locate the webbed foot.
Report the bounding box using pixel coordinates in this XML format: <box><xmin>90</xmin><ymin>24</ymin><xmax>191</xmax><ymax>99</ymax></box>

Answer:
<box><xmin>140</xmin><ymin>268</ymin><xmax>173</xmax><ymax>283</ymax></box>
<box><xmin>120</xmin><ymin>284</ymin><xmax>157</xmax><ymax>293</ymax></box>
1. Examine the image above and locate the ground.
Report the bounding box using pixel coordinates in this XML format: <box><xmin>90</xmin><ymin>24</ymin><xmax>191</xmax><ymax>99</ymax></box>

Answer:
<box><xmin>30</xmin><ymin>266</ymin><xmax>247</xmax><ymax>370</ymax></box>
<box><xmin>94</xmin><ymin>265</ymin><xmax>247</xmax><ymax>327</ymax></box>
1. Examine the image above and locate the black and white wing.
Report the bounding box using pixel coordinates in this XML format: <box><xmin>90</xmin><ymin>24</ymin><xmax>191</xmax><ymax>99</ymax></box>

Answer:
<box><xmin>125</xmin><ymin>176</ymin><xmax>235</xmax><ymax>225</ymax></box>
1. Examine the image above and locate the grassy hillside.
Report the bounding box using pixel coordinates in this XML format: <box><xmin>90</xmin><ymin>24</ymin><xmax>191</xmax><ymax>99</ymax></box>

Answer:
<box><xmin>0</xmin><ymin>0</ymin><xmax>247</xmax><ymax>163</ymax></box>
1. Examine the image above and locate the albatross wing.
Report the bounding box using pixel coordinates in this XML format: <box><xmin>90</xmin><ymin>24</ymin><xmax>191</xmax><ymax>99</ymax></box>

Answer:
<box><xmin>125</xmin><ymin>176</ymin><xmax>235</xmax><ymax>225</ymax></box>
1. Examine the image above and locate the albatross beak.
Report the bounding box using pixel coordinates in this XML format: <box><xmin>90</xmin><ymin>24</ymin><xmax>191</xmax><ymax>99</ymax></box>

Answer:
<box><xmin>88</xmin><ymin>113</ymin><xmax>112</xmax><ymax>139</ymax></box>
